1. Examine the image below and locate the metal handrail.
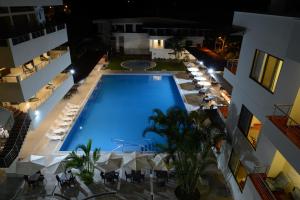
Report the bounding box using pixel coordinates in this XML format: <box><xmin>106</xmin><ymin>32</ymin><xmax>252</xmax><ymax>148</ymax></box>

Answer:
<box><xmin>0</xmin><ymin>113</ymin><xmax>30</xmax><ymax>167</ymax></box>
<box><xmin>273</xmin><ymin>104</ymin><xmax>299</xmax><ymax>126</ymax></box>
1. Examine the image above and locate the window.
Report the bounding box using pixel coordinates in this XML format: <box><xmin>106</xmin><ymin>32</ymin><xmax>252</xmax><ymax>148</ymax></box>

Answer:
<box><xmin>229</xmin><ymin>150</ymin><xmax>248</xmax><ymax>191</ymax></box>
<box><xmin>136</xmin><ymin>24</ymin><xmax>143</xmax><ymax>33</ymax></box>
<box><xmin>250</xmin><ymin>49</ymin><xmax>283</xmax><ymax>93</ymax></box>
<box><xmin>238</xmin><ymin>105</ymin><xmax>262</xmax><ymax>149</ymax></box>
<box><xmin>125</xmin><ymin>24</ymin><xmax>133</xmax><ymax>33</ymax></box>
<box><xmin>157</xmin><ymin>40</ymin><xmax>161</xmax><ymax>47</ymax></box>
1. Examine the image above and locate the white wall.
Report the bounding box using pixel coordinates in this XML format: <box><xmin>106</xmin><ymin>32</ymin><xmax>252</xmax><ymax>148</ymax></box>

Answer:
<box><xmin>0</xmin><ymin>27</ymin><xmax>68</xmax><ymax>67</ymax></box>
<box><xmin>0</xmin><ymin>0</ymin><xmax>62</xmax><ymax>6</ymax></box>
<box><xmin>114</xmin><ymin>33</ymin><xmax>150</xmax><ymax>54</ymax></box>
<box><xmin>29</xmin><ymin>74</ymin><xmax>73</xmax><ymax>129</ymax></box>
<box><xmin>219</xmin><ymin>12</ymin><xmax>300</xmax><ymax>200</ymax></box>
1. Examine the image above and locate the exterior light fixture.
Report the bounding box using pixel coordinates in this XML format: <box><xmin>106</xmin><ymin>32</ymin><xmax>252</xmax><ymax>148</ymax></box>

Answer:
<box><xmin>34</xmin><ymin>110</ymin><xmax>40</xmax><ymax>116</ymax></box>
<box><xmin>199</xmin><ymin>61</ymin><xmax>204</xmax><ymax>65</ymax></box>
<box><xmin>208</xmin><ymin>68</ymin><xmax>214</xmax><ymax>74</ymax></box>
<box><xmin>79</xmin><ymin>126</ymin><xmax>83</xmax><ymax>130</ymax></box>
<box><xmin>70</xmin><ymin>69</ymin><xmax>75</xmax><ymax>75</ymax></box>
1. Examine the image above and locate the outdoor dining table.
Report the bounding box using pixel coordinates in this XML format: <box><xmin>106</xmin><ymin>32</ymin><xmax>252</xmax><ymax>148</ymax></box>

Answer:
<box><xmin>187</xmin><ymin>67</ymin><xmax>199</xmax><ymax>72</ymax></box>
<box><xmin>29</xmin><ymin>173</ymin><xmax>41</xmax><ymax>182</ymax></box>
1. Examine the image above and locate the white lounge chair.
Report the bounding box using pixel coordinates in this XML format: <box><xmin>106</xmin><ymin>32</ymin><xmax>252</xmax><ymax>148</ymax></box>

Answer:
<box><xmin>55</xmin><ymin>120</ymin><xmax>71</xmax><ymax>127</ymax></box>
<box><xmin>59</xmin><ymin>114</ymin><xmax>73</xmax><ymax>121</ymax></box>
<box><xmin>62</xmin><ymin>108</ymin><xmax>78</xmax><ymax>114</ymax></box>
<box><xmin>46</xmin><ymin>133</ymin><xmax>64</xmax><ymax>140</ymax></box>
<box><xmin>66</xmin><ymin>102</ymin><xmax>80</xmax><ymax>109</ymax></box>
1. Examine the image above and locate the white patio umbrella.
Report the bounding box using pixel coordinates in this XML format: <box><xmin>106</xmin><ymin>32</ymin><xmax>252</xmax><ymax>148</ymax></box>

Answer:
<box><xmin>16</xmin><ymin>155</ymin><xmax>48</xmax><ymax>175</ymax></box>
<box><xmin>122</xmin><ymin>152</ymin><xmax>154</xmax><ymax>171</ymax></box>
<box><xmin>96</xmin><ymin>153</ymin><xmax>123</xmax><ymax>173</ymax></box>
<box><xmin>187</xmin><ymin>67</ymin><xmax>199</xmax><ymax>72</ymax></box>
<box><xmin>187</xmin><ymin>63</ymin><xmax>195</xmax><ymax>68</ymax></box>
<box><xmin>194</xmin><ymin>76</ymin><xmax>206</xmax><ymax>81</ymax></box>
<box><xmin>45</xmin><ymin>154</ymin><xmax>68</xmax><ymax>174</ymax></box>
<box><xmin>152</xmin><ymin>154</ymin><xmax>168</xmax><ymax>171</ymax></box>
<box><xmin>191</xmin><ymin>71</ymin><xmax>203</xmax><ymax>76</ymax></box>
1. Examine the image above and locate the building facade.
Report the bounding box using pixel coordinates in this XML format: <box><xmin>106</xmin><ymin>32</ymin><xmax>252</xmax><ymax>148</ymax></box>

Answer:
<box><xmin>0</xmin><ymin>0</ymin><xmax>73</xmax><ymax>167</ymax></box>
<box><xmin>93</xmin><ymin>17</ymin><xmax>204</xmax><ymax>59</ymax></box>
<box><xmin>220</xmin><ymin>12</ymin><xmax>300</xmax><ymax>200</ymax></box>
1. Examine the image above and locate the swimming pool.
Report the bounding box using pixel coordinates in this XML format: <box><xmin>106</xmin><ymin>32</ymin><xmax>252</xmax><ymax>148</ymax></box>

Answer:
<box><xmin>60</xmin><ymin>74</ymin><xmax>185</xmax><ymax>152</ymax></box>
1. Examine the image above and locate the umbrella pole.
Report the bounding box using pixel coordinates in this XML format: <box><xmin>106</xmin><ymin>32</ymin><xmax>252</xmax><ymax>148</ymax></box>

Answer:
<box><xmin>117</xmin><ymin>168</ymin><xmax>122</xmax><ymax>191</ymax></box>
<box><xmin>150</xmin><ymin>170</ymin><xmax>154</xmax><ymax>200</ymax></box>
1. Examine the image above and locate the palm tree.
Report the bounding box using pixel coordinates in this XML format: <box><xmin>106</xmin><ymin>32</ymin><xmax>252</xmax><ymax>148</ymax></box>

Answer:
<box><xmin>165</xmin><ymin>36</ymin><xmax>185</xmax><ymax>61</ymax></box>
<box><xmin>65</xmin><ymin>139</ymin><xmax>100</xmax><ymax>184</ymax></box>
<box><xmin>144</xmin><ymin>107</ymin><xmax>226</xmax><ymax>199</ymax></box>
<box><xmin>143</xmin><ymin>107</ymin><xmax>187</xmax><ymax>163</ymax></box>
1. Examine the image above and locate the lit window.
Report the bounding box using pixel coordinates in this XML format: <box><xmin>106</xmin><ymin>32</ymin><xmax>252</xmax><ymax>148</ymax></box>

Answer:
<box><xmin>228</xmin><ymin>150</ymin><xmax>248</xmax><ymax>191</ymax></box>
<box><xmin>238</xmin><ymin>105</ymin><xmax>262</xmax><ymax>149</ymax></box>
<box><xmin>250</xmin><ymin>49</ymin><xmax>283</xmax><ymax>93</ymax></box>
<box><xmin>157</xmin><ymin>40</ymin><xmax>161</xmax><ymax>47</ymax></box>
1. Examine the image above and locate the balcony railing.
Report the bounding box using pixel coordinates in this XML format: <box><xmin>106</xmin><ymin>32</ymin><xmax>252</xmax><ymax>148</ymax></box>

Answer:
<box><xmin>29</xmin><ymin>73</ymin><xmax>70</xmax><ymax>111</ymax></box>
<box><xmin>225</xmin><ymin>59</ymin><xmax>238</xmax><ymax>75</ymax></box>
<box><xmin>0</xmin><ymin>49</ymin><xmax>69</xmax><ymax>83</ymax></box>
<box><xmin>249</xmin><ymin>173</ymin><xmax>277</xmax><ymax>200</ymax></box>
<box><xmin>0</xmin><ymin>112</ymin><xmax>31</xmax><ymax>168</ymax></box>
<box><xmin>0</xmin><ymin>24</ymin><xmax>66</xmax><ymax>47</ymax></box>
<box><xmin>269</xmin><ymin>104</ymin><xmax>300</xmax><ymax>148</ymax></box>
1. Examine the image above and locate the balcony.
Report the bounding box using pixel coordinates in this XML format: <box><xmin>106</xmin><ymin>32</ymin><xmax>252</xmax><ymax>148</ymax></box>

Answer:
<box><xmin>268</xmin><ymin>105</ymin><xmax>300</xmax><ymax>149</ymax></box>
<box><xmin>218</xmin><ymin>105</ymin><xmax>229</xmax><ymax>119</ymax></box>
<box><xmin>0</xmin><ymin>24</ymin><xmax>68</xmax><ymax>67</ymax></box>
<box><xmin>225</xmin><ymin>59</ymin><xmax>238</xmax><ymax>75</ymax></box>
<box><xmin>0</xmin><ymin>48</ymin><xmax>71</xmax><ymax>102</ymax></box>
<box><xmin>249</xmin><ymin>173</ymin><xmax>277</xmax><ymax>200</ymax></box>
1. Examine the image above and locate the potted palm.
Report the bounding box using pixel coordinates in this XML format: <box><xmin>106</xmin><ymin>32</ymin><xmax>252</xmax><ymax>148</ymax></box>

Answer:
<box><xmin>65</xmin><ymin>139</ymin><xmax>100</xmax><ymax>185</ymax></box>
<box><xmin>144</xmin><ymin>107</ymin><xmax>226</xmax><ymax>199</ymax></box>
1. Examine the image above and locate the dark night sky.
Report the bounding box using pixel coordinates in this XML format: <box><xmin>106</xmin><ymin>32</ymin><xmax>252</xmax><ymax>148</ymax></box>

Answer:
<box><xmin>61</xmin><ymin>0</ymin><xmax>300</xmax><ymax>41</ymax></box>
<box><xmin>64</xmin><ymin>0</ymin><xmax>272</xmax><ymax>26</ymax></box>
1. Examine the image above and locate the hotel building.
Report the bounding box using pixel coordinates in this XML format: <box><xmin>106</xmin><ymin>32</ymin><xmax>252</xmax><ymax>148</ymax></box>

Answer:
<box><xmin>93</xmin><ymin>17</ymin><xmax>204</xmax><ymax>59</ymax></box>
<box><xmin>219</xmin><ymin>12</ymin><xmax>300</xmax><ymax>199</ymax></box>
<box><xmin>0</xmin><ymin>0</ymin><xmax>74</xmax><ymax>167</ymax></box>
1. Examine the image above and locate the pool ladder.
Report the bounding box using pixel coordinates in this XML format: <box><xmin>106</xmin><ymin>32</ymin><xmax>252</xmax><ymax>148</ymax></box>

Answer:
<box><xmin>111</xmin><ymin>138</ymin><xmax>157</xmax><ymax>153</ymax></box>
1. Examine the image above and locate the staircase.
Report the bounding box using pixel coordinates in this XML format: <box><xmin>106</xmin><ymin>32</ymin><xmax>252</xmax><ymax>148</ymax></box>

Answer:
<box><xmin>0</xmin><ymin>111</ymin><xmax>31</xmax><ymax>168</ymax></box>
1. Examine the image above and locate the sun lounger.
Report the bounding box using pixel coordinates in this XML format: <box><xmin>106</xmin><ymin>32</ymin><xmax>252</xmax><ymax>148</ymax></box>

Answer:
<box><xmin>66</xmin><ymin>103</ymin><xmax>80</xmax><ymax>109</ymax></box>
<box><xmin>46</xmin><ymin>133</ymin><xmax>64</xmax><ymax>140</ymax></box>
<box><xmin>58</xmin><ymin>114</ymin><xmax>73</xmax><ymax>121</ymax></box>
<box><xmin>55</xmin><ymin>120</ymin><xmax>71</xmax><ymax>127</ymax></box>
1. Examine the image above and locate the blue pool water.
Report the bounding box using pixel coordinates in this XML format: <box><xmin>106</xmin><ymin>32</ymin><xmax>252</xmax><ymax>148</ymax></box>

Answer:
<box><xmin>60</xmin><ymin>74</ymin><xmax>185</xmax><ymax>152</ymax></box>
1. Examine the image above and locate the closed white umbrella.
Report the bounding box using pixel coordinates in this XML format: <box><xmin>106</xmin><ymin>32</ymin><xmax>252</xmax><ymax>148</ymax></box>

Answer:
<box><xmin>194</xmin><ymin>76</ymin><xmax>206</xmax><ymax>81</ymax></box>
<box><xmin>191</xmin><ymin>71</ymin><xmax>203</xmax><ymax>76</ymax></box>
<box><xmin>187</xmin><ymin>67</ymin><xmax>199</xmax><ymax>72</ymax></box>
<box><xmin>17</xmin><ymin>155</ymin><xmax>48</xmax><ymax>175</ymax></box>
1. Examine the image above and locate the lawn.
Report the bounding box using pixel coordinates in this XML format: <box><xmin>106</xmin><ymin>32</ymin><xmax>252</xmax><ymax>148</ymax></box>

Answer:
<box><xmin>107</xmin><ymin>54</ymin><xmax>150</xmax><ymax>70</ymax></box>
<box><xmin>149</xmin><ymin>60</ymin><xmax>186</xmax><ymax>71</ymax></box>
<box><xmin>108</xmin><ymin>54</ymin><xmax>186</xmax><ymax>71</ymax></box>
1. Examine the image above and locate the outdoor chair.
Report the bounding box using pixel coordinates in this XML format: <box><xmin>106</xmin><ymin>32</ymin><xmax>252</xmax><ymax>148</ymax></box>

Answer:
<box><xmin>125</xmin><ymin>171</ymin><xmax>132</xmax><ymax>182</ymax></box>
<box><xmin>56</xmin><ymin>175</ymin><xmax>69</xmax><ymax>188</ymax></box>
<box><xmin>24</xmin><ymin>175</ymin><xmax>36</xmax><ymax>187</ymax></box>
<box><xmin>100</xmin><ymin>172</ymin><xmax>106</xmax><ymax>183</ymax></box>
